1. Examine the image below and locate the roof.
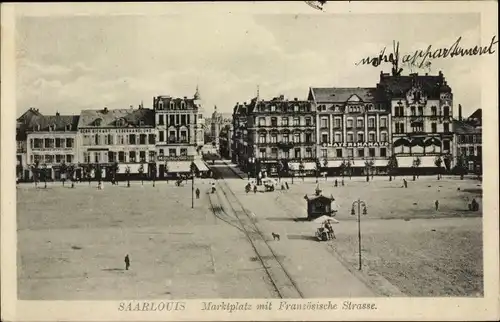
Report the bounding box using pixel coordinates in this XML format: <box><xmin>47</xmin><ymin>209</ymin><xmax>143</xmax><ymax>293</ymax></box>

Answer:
<box><xmin>77</xmin><ymin>108</ymin><xmax>155</xmax><ymax>128</ymax></box>
<box><xmin>377</xmin><ymin>72</ymin><xmax>451</xmax><ymax>99</ymax></box>
<box><xmin>453</xmin><ymin>120</ymin><xmax>481</xmax><ymax>134</ymax></box>
<box><xmin>308</xmin><ymin>87</ymin><xmax>380</xmax><ymax>103</ymax></box>
<box><xmin>468</xmin><ymin>108</ymin><xmax>482</xmax><ymax>120</ymax></box>
<box><xmin>27</xmin><ymin>114</ymin><xmax>80</xmax><ymax>132</ymax></box>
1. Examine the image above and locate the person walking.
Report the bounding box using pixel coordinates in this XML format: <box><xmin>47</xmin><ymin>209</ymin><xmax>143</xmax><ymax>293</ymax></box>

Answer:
<box><xmin>403</xmin><ymin>179</ymin><xmax>408</xmax><ymax>188</ymax></box>
<box><xmin>124</xmin><ymin>254</ymin><xmax>130</xmax><ymax>270</ymax></box>
<box><xmin>285</xmin><ymin>182</ymin><xmax>289</xmax><ymax>190</ymax></box>
<box><xmin>435</xmin><ymin>200</ymin><xmax>439</xmax><ymax>211</ymax></box>
<box><xmin>253</xmin><ymin>185</ymin><xmax>257</xmax><ymax>194</ymax></box>
<box><xmin>195</xmin><ymin>188</ymin><xmax>200</xmax><ymax>199</ymax></box>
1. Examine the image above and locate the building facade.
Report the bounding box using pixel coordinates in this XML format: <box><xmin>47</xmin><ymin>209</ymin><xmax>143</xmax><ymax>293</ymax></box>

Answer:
<box><xmin>308</xmin><ymin>87</ymin><xmax>391</xmax><ymax>176</ymax></box>
<box><xmin>453</xmin><ymin>108</ymin><xmax>482</xmax><ymax>174</ymax></box>
<box><xmin>25</xmin><ymin>112</ymin><xmax>79</xmax><ymax>180</ymax></box>
<box><xmin>16</xmin><ymin>108</ymin><xmax>44</xmax><ymax>180</ymax></box>
<box><xmin>231</xmin><ymin>102</ymin><xmax>250</xmax><ymax>168</ymax></box>
<box><xmin>245</xmin><ymin>95</ymin><xmax>317</xmax><ymax>177</ymax></box>
<box><xmin>378</xmin><ymin>71</ymin><xmax>455</xmax><ymax>174</ymax></box>
<box><xmin>77</xmin><ymin>106</ymin><xmax>156</xmax><ymax>179</ymax></box>
<box><xmin>152</xmin><ymin>87</ymin><xmax>205</xmax><ymax>177</ymax></box>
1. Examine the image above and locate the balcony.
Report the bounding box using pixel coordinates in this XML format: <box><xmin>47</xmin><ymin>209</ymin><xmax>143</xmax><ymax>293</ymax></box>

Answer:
<box><xmin>277</xmin><ymin>142</ymin><xmax>294</xmax><ymax>149</ymax></box>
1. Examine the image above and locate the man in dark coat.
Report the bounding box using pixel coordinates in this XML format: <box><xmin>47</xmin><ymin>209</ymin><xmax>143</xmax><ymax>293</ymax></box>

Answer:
<box><xmin>195</xmin><ymin>188</ymin><xmax>200</xmax><ymax>199</ymax></box>
<box><xmin>124</xmin><ymin>254</ymin><xmax>130</xmax><ymax>270</ymax></box>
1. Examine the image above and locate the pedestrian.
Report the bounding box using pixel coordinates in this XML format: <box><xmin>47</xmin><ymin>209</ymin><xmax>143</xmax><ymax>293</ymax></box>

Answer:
<box><xmin>253</xmin><ymin>185</ymin><xmax>257</xmax><ymax>194</ymax></box>
<box><xmin>124</xmin><ymin>254</ymin><xmax>130</xmax><ymax>270</ymax></box>
<box><xmin>341</xmin><ymin>179</ymin><xmax>345</xmax><ymax>186</ymax></box>
<box><xmin>285</xmin><ymin>182</ymin><xmax>289</xmax><ymax>190</ymax></box>
<box><xmin>195</xmin><ymin>188</ymin><xmax>200</xmax><ymax>199</ymax></box>
<box><xmin>403</xmin><ymin>179</ymin><xmax>408</xmax><ymax>188</ymax></box>
<box><xmin>435</xmin><ymin>200</ymin><xmax>439</xmax><ymax>211</ymax></box>
<box><xmin>97</xmin><ymin>181</ymin><xmax>102</xmax><ymax>190</ymax></box>
<box><xmin>334</xmin><ymin>179</ymin><xmax>338</xmax><ymax>187</ymax></box>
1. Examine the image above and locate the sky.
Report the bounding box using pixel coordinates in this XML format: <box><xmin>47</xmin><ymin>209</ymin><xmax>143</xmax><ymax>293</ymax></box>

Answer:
<box><xmin>16</xmin><ymin>9</ymin><xmax>485</xmax><ymax>118</ymax></box>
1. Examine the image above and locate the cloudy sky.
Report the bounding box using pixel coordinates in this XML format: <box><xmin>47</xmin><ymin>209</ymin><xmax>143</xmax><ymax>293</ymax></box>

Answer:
<box><xmin>16</xmin><ymin>9</ymin><xmax>485</xmax><ymax>117</ymax></box>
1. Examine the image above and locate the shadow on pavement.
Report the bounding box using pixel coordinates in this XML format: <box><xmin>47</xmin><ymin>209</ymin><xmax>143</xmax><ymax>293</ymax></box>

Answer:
<box><xmin>286</xmin><ymin>234</ymin><xmax>318</xmax><ymax>241</ymax></box>
<box><xmin>266</xmin><ymin>217</ymin><xmax>296</xmax><ymax>222</ymax></box>
<box><xmin>102</xmin><ymin>268</ymin><xmax>125</xmax><ymax>272</ymax></box>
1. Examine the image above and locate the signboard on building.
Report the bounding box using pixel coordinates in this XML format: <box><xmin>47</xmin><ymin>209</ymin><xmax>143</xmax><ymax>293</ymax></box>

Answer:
<box><xmin>157</xmin><ymin>155</ymin><xmax>194</xmax><ymax>162</ymax></box>
<box><xmin>331</xmin><ymin>142</ymin><xmax>390</xmax><ymax>148</ymax></box>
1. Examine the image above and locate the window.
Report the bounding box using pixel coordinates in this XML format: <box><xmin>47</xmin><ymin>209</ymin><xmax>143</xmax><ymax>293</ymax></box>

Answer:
<box><xmin>283</xmin><ymin>151</ymin><xmax>289</xmax><ymax>159</ymax></box>
<box><xmin>411</xmin><ymin>106</ymin><xmax>416</xmax><ymax>116</ymax></box>
<box><xmin>468</xmin><ymin>147</ymin><xmax>474</xmax><ymax>156</ymax></box>
<box><xmin>395</xmin><ymin>123</ymin><xmax>405</xmax><ymax>133</ymax></box>
<box><xmin>139</xmin><ymin>151</ymin><xmax>146</xmax><ymax>162</ymax></box>
<box><xmin>94</xmin><ymin>152</ymin><xmax>100</xmax><ymax>163</ymax></box>
<box><xmin>149</xmin><ymin>151</ymin><xmax>156</xmax><ymax>161</ymax></box>
<box><xmin>271</xmin><ymin>134</ymin><xmax>277</xmax><ymax>143</ymax></box>
<box><xmin>181</xmin><ymin>115</ymin><xmax>186</xmax><ymax>125</ymax></box>
<box><xmin>66</xmin><ymin>155</ymin><xmax>73</xmax><ymax>163</ymax></box>
<box><xmin>443</xmin><ymin>106</ymin><xmax>450</xmax><ymax>117</ymax></box>
<box><xmin>180</xmin><ymin>131</ymin><xmax>187</xmax><ymax>142</ymax></box>
<box><xmin>369</xmin><ymin>148</ymin><xmax>376</xmax><ymax>157</ymax></box>
<box><xmin>380</xmin><ymin>148</ymin><xmax>387</xmax><ymax>157</ymax></box>
<box><xmin>443</xmin><ymin>123</ymin><xmax>449</xmax><ymax>133</ymax></box>
<box><xmin>271</xmin><ymin>148</ymin><xmax>278</xmax><ymax>158</ymax></box>
<box><xmin>305</xmin><ymin>117</ymin><xmax>312</xmax><ymax>126</ymax></box>
<box><xmin>369</xmin><ymin>133</ymin><xmax>375</xmax><ymax>142</ymax></box>
<box><xmin>108</xmin><ymin>152</ymin><xmax>115</xmax><ymax>162</ymax></box>
<box><xmin>347</xmin><ymin>119</ymin><xmax>353</xmax><ymax>128</ymax></box>
<box><xmin>294</xmin><ymin>133</ymin><xmax>300</xmax><ymax>143</ymax></box>
<box><xmin>347</xmin><ymin>133</ymin><xmax>354</xmax><ymax>142</ymax></box>
<box><xmin>282</xmin><ymin>134</ymin><xmax>289</xmax><ymax>143</ymax></box>
<box><xmin>380</xmin><ymin>117</ymin><xmax>387</xmax><ymax>128</ymax></box>
<box><xmin>282</xmin><ymin>117</ymin><xmax>288</xmax><ymax>126</ymax></box>
<box><xmin>334</xmin><ymin>133</ymin><xmax>341</xmax><ymax>142</ymax></box>
<box><xmin>305</xmin><ymin>148</ymin><xmax>312</xmax><ymax>158</ymax></box>
<box><xmin>119</xmin><ymin>151</ymin><xmax>125</xmax><ymax>162</ymax></box>
<box><xmin>293</xmin><ymin>117</ymin><xmax>300</xmax><ymax>126</ymax></box>
<box><xmin>368</xmin><ymin>118</ymin><xmax>375</xmax><ymax>128</ymax></box>
<box><xmin>322</xmin><ymin>133</ymin><xmax>328</xmax><ymax>143</ymax></box>
<box><xmin>357</xmin><ymin>133</ymin><xmax>364</xmax><ymax>142</ymax></box>
<box><xmin>259</xmin><ymin>134</ymin><xmax>266</xmax><ymax>143</ymax></box>
<box><xmin>321</xmin><ymin>149</ymin><xmax>327</xmax><ymax>158</ymax></box>
<box><xmin>45</xmin><ymin>138</ymin><xmax>53</xmax><ymax>148</ymax></box>
<box><xmin>169</xmin><ymin>131</ymin><xmax>176</xmax><ymax>142</ymax></box>
<box><xmin>305</xmin><ymin>133</ymin><xmax>312</xmax><ymax>143</ymax></box>
<box><xmin>148</xmin><ymin>134</ymin><xmax>155</xmax><ymax>144</ymax></box>
<box><xmin>259</xmin><ymin>148</ymin><xmax>267</xmax><ymax>159</ymax></box>
<box><xmin>129</xmin><ymin>134</ymin><xmax>136</xmax><ymax>144</ymax></box>
<box><xmin>271</xmin><ymin>105</ymin><xmax>276</xmax><ymax>112</ymax></box>
<box><xmin>431</xmin><ymin>106</ymin><xmax>437</xmax><ymax>116</ymax></box>
<box><xmin>169</xmin><ymin>115</ymin><xmax>175</xmax><ymax>126</ymax></box>
<box><xmin>336</xmin><ymin>149</ymin><xmax>343</xmax><ymax>158</ymax></box>
<box><xmin>55</xmin><ymin>138</ymin><xmax>61</xmax><ymax>148</ymax></box>
<box><xmin>159</xmin><ymin>115</ymin><xmax>164</xmax><ymax>125</ymax></box>
<box><xmin>169</xmin><ymin>149</ymin><xmax>176</xmax><ymax>157</ymax></box>
<box><xmin>271</xmin><ymin>117</ymin><xmax>277</xmax><ymax>127</ymax></box>
<box><xmin>358</xmin><ymin>148</ymin><xmax>365</xmax><ymax>157</ymax></box>
<box><xmin>357</xmin><ymin>118</ymin><xmax>364</xmax><ymax>128</ymax></box>
<box><xmin>56</xmin><ymin>155</ymin><xmax>63</xmax><ymax>163</ymax></box>
<box><xmin>129</xmin><ymin>151</ymin><xmax>136</xmax><ymax>163</ymax></box>
<box><xmin>159</xmin><ymin>149</ymin><xmax>164</xmax><ymax>156</ymax></box>
<box><xmin>418</xmin><ymin>106</ymin><xmax>423</xmax><ymax>116</ymax></box>
<box><xmin>321</xmin><ymin>118</ymin><xmax>328</xmax><ymax>128</ymax></box>
<box><xmin>431</xmin><ymin>123</ymin><xmax>437</xmax><ymax>133</ymax></box>
<box><xmin>159</xmin><ymin>131</ymin><xmax>165</xmax><ymax>142</ymax></box>
<box><xmin>477</xmin><ymin>146</ymin><xmax>482</xmax><ymax>157</ymax></box>
<box><xmin>294</xmin><ymin>148</ymin><xmax>301</xmax><ymax>159</ymax></box>
<box><xmin>443</xmin><ymin>140</ymin><xmax>450</xmax><ymax>151</ymax></box>
<box><xmin>334</xmin><ymin>118</ymin><xmax>341</xmax><ymax>128</ymax></box>
<box><xmin>347</xmin><ymin>148</ymin><xmax>354</xmax><ymax>157</ymax></box>
<box><xmin>259</xmin><ymin>117</ymin><xmax>266</xmax><ymax>126</ymax></box>
<box><xmin>180</xmin><ymin>148</ymin><xmax>187</xmax><ymax>156</ymax></box>
<box><xmin>140</xmin><ymin>134</ymin><xmax>147</xmax><ymax>145</ymax></box>
<box><xmin>381</xmin><ymin>132</ymin><xmax>388</xmax><ymax>142</ymax></box>
<box><xmin>460</xmin><ymin>147</ymin><xmax>467</xmax><ymax>156</ymax></box>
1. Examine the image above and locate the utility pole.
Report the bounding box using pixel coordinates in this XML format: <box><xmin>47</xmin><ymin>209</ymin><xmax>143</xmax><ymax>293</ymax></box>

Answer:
<box><xmin>191</xmin><ymin>162</ymin><xmax>195</xmax><ymax>209</ymax></box>
<box><xmin>351</xmin><ymin>198</ymin><xmax>368</xmax><ymax>270</ymax></box>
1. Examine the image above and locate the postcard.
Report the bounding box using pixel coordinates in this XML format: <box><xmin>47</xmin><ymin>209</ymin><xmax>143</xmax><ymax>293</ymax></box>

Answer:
<box><xmin>1</xmin><ymin>1</ymin><xmax>498</xmax><ymax>321</ymax></box>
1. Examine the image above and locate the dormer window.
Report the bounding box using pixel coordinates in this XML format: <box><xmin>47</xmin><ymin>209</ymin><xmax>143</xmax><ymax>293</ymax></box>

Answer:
<box><xmin>116</xmin><ymin>118</ymin><xmax>125</xmax><ymax>127</ymax></box>
<box><xmin>94</xmin><ymin>118</ymin><xmax>102</xmax><ymax>126</ymax></box>
<box><xmin>65</xmin><ymin>124</ymin><xmax>71</xmax><ymax>131</ymax></box>
<box><xmin>181</xmin><ymin>101</ymin><xmax>185</xmax><ymax>109</ymax></box>
<box><xmin>49</xmin><ymin>124</ymin><xmax>56</xmax><ymax>131</ymax></box>
<box><xmin>139</xmin><ymin>120</ymin><xmax>145</xmax><ymax>126</ymax></box>
<box><xmin>170</xmin><ymin>101</ymin><xmax>174</xmax><ymax>109</ymax></box>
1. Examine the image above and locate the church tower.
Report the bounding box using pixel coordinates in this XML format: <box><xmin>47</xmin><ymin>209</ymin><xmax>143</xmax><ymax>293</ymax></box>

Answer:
<box><xmin>193</xmin><ymin>84</ymin><xmax>205</xmax><ymax>151</ymax></box>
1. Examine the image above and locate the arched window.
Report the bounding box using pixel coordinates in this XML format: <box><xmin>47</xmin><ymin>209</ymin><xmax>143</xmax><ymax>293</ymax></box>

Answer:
<box><xmin>443</xmin><ymin>106</ymin><xmax>450</xmax><ymax>117</ymax></box>
<box><xmin>431</xmin><ymin>106</ymin><xmax>437</xmax><ymax>116</ymax></box>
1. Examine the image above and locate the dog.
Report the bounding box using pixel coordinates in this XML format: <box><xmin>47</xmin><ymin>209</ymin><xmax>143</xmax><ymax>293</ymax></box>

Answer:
<box><xmin>272</xmin><ymin>232</ymin><xmax>280</xmax><ymax>241</ymax></box>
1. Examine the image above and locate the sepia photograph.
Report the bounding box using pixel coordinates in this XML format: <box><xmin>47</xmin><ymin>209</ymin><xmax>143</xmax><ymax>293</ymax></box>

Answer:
<box><xmin>2</xmin><ymin>1</ymin><xmax>499</xmax><ymax>321</ymax></box>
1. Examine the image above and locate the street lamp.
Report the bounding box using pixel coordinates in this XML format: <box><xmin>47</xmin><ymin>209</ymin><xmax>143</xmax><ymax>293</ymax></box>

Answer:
<box><xmin>190</xmin><ymin>161</ymin><xmax>196</xmax><ymax>209</ymax></box>
<box><xmin>351</xmin><ymin>198</ymin><xmax>368</xmax><ymax>270</ymax></box>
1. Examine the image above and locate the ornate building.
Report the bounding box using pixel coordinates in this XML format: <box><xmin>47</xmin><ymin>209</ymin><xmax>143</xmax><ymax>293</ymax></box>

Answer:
<box><xmin>25</xmin><ymin>111</ymin><xmax>80</xmax><ymax>180</ymax></box>
<box><xmin>77</xmin><ymin>105</ymin><xmax>156</xmax><ymax>178</ymax></box>
<box><xmin>231</xmin><ymin>102</ymin><xmax>250</xmax><ymax>168</ymax></box>
<box><xmin>153</xmin><ymin>86</ymin><xmax>206</xmax><ymax>177</ymax></box>
<box><xmin>377</xmin><ymin>71</ymin><xmax>455</xmax><ymax>174</ymax></box>
<box><xmin>245</xmin><ymin>95</ymin><xmax>317</xmax><ymax>178</ymax></box>
<box><xmin>308</xmin><ymin>87</ymin><xmax>391</xmax><ymax>176</ymax></box>
<box><xmin>453</xmin><ymin>107</ymin><xmax>482</xmax><ymax>174</ymax></box>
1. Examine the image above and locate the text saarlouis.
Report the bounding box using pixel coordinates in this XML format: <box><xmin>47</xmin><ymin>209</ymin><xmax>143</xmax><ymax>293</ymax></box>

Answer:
<box><xmin>118</xmin><ymin>301</ymin><xmax>186</xmax><ymax>311</ymax></box>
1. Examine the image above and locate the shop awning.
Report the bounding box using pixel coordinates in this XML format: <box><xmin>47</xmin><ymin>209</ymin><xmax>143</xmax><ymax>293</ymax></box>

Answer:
<box><xmin>325</xmin><ymin>160</ymin><xmax>343</xmax><ymax>168</ymax></box>
<box><xmin>374</xmin><ymin>160</ymin><xmax>389</xmax><ymax>167</ymax></box>
<box><xmin>167</xmin><ymin>161</ymin><xmax>192</xmax><ymax>173</ymax></box>
<box><xmin>288</xmin><ymin>162</ymin><xmax>316</xmax><ymax>171</ymax></box>
<box><xmin>117</xmin><ymin>163</ymin><xmax>148</xmax><ymax>173</ymax></box>
<box><xmin>193</xmin><ymin>160</ymin><xmax>209</xmax><ymax>172</ymax></box>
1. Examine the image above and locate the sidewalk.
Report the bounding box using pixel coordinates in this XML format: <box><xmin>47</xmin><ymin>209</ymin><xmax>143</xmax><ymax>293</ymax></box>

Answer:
<box><xmin>220</xmin><ymin>160</ymin><xmax>246</xmax><ymax>179</ymax></box>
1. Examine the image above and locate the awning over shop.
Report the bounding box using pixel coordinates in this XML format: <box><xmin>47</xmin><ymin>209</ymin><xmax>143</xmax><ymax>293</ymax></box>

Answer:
<box><xmin>374</xmin><ymin>160</ymin><xmax>389</xmax><ymax>167</ymax></box>
<box><xmin>167</xmin><ymin>161</ymin><xmax>192</xmax><ymax>173</ymax></box>
<box><xmin>325</xmin><ymin>160</ymin><xmax>343</xmax><ymax>168</ymax></box>
<box><xmin>396</xmin><ymin>157</ymin><xmax>414</xmax><ymax>168</ymax></box>
<box><xmin>288</xmin><ymin>162</ymin><xmax>316</xmax><ymax>171</ymax></box>
<box><xmin>117</xmin><ymin>163</ymin><xmax>148</xmax><ymax>174</ymax></box>
<box><xmin>420</xmin><ymin>156</ymin><xmax>438</xmax><ymax>167</ymax></box>
<box><xmin>193</xmin><ymin>160</ymin><xmax>209</xmax><ymax>172</ymax></box>
<box><xmin>396</xmin><ymin>156</ymin><xmax>439</xmax><ymax>168</ymax></box>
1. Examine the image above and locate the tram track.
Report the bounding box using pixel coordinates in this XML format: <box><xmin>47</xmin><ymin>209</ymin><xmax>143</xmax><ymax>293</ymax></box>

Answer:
<box><xmin>210</xmin><ymin>165</ymin><xmax>304</xmax><ymax>299</ymax></box>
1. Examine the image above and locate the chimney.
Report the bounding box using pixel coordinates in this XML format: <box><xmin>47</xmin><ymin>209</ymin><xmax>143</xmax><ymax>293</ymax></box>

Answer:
<box><xmin>294</xmin><ymin>97</ymin><xmax>298</xmax><ymax>101</ymax></box>
<box><xmin>458</xmin><ymin>104</ymin><xmax>462</xmax><ymax>121</ymax></box>
<box><xmin>56</xmin><ymin>111</ymin><xmax>60</xmax><ymax>116</ymax></box>
<box><xmin>103</xmin><ymin>107</ymin><xmax>108</xmax><ymax>114</ymax></box>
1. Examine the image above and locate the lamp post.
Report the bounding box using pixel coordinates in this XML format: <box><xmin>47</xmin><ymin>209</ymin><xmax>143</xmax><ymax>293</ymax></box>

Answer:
<box><xmin>190</xmin><ymin>161</ymin><xmax>195</xmax><ymax>209</ymax></box>
<box><xmin>351</xmin><ymin>199</ymin><xmax>368</xmax><ymax>270</ymax></box>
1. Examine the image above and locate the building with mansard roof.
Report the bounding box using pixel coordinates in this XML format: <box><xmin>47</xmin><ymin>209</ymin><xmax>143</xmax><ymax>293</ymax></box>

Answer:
<box><xmin>377</xmin><ymin>71</ymin><xmax>455</xmax><ymax>174</ymax></box>
<box><xmin>308</xmin><ymin>86</ymin><xmax>391</xmax><ymax>176</ymax></box>
<box><xmin>76</xmin><ymin>105</ymin><xmax>156</xmax><ymax>179</ymax></box>
<box><xmin>453</xmin><ymin>107</ymin><xmax>482</xmax><ymax>174</ymax></box>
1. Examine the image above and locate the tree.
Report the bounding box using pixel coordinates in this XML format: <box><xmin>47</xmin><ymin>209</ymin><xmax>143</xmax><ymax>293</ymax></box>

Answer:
<box><xmin>434</xmin><ymin>156</ymin><xmax>443</xmax><ymax>180</ymax></box>
<box><xmin>443</xmin><ymin>154</ymin><xmax>452</xmax><ymax>173</ymax></box>
<box><xmin>31</xmin><ymin>160</ymin><xmax>40</xmax><ymax>187</ymax></box>
<box><xmin>322</xmin><ymin>158</ymin><xmax>329</xmax><ymax>181</ymax></box>
<box><xmin>125</xmin><ymin>166</ymin><xmax>131</xmax><ymax>187</ymax></box>
<box><xmin>339</xmin><ymin>160</ymin><xmax>347</xmax><ymax>180</ymax></box>
<box><xmin>299</xmin><ymin>160</ymin><xmax>305</xmax><ymax>182</ymax></box>
<box><xmin>412</xmin><ymin>156</ymin><xmax>421</xmax><ymax>181</ymax></box>
<box><xmin>151</xmin><ymin>163</ymin><xmax>157</xmax><ymax>187</ymax></box>
<box><xmin>364</xmin><ymin>159</ymin><xmax>374</xmax><ymax>182</ymax></box>
<box><xmin>60</xmin><ymin>162</ymin><xmax>68</xmax><ymax>186</ymax></box>
<box><xmin>276</xmin><ymin>160</ymin><xmax>284</xmax><ymax>182</ymax></box>
<box><xmin>346</xmin><ymin>160</ymin><xmax>352</xmax><ymax>179</ymax></box>
<box><xmin>67</xmin><ymin>164</ymin><xmax>76</xmax><ymax>188</ymax></box>
<box><xmin>138</xmin><ymin>162</ymin><xmax>145</xmax><ymax>185</ymax></box>
<box><xmin>454</xmin><ymin>155</ymin><xmax>468</xmax><ymax>180</ymax></box>
<box><xmin>387</xmin><ymin>155</ymin><xmax>398</xmax><ymax>181</ymax></box>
